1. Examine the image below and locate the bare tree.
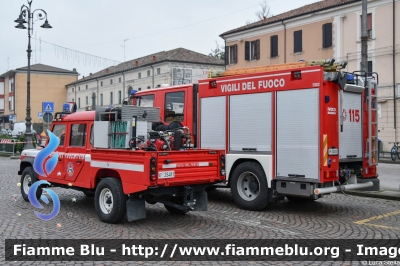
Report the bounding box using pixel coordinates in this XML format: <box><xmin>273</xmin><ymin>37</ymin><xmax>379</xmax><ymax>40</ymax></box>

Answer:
<box><xmin>246</xmin><ymin>0</ymin><xmax>272</xmax><ymax>25</ymax></box>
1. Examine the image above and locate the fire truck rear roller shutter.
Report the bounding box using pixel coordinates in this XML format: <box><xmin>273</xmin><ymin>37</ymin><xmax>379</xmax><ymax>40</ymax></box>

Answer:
<box><xmin>276</xmin><ymin>88</ymin><xmax>319</xmax><ymax>180</ymax></box>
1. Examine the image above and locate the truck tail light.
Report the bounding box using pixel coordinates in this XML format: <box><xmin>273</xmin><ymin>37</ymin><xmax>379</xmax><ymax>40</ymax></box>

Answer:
<box><xmin>220</xmin><ymin>154</ymin><xmax>226</xmax><ymax>176</ymax></box>
<box><xmin>150</xmin><ymin>157</ymin><xmax>157</xmax><ymax>181</ymax></box>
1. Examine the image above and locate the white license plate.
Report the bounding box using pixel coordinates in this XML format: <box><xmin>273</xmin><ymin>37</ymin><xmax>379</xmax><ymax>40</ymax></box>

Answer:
<box><xmin>158</xmin><ymin>171</ymin><xmax>175</xmax><ymax>178</ymax></box>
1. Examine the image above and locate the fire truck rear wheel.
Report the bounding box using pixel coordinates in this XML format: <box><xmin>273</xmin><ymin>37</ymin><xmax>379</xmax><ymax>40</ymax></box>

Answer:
<box><xmin>20</xmin><ymin>166</ymin><xmax>42</xmax><ymax>202</ymax></box>
<box><xmin>95</xmin><ymin>178</ymin><xmax>127</xmax><ymax>224</ymax></box>
<box><xmin>231</xmin><ymin>162</ymin><xmax>270</xmax><ymax>211</ymax></box>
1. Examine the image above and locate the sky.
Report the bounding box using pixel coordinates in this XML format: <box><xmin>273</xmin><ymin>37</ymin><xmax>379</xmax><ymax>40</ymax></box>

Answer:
<box><xmin>1</xmin><ymin>0</ymin><xmax>318</xmax><ymax>78</ymax></box>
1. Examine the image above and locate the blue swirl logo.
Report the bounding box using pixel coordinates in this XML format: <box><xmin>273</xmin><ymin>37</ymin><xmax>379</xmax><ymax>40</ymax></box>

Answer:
<box><xmin>28</xmin><ymin>180</ymin><xmax>60</xmax><ymax>220</ymax></box>
<box><xmin>33</xmin><ymin>130</ymin><xmax>59</xmax><ymax>177</ymax></box>
<box><xmin>30</xmin><ymin>130</ymin><xmax>61</xmax><ymax>220</ymax></box>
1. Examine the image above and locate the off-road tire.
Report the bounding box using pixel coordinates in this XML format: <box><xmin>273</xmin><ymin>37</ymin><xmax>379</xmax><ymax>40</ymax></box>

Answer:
<box><xmin>164</xmin><ymin>197</ymin><xmax>189</xmax><ymax>215</ymax></box>
<box><xmin>230</xmin><ymin>161</ymin><xmax>270</xmax><ymax>211</ymax></box>
<box><xmin>20</xmin><ymin>166</ymin><xmax>42</xmax><ymax>202</ymax></box>
<box><xmin>95</xmin><ymin>178</ymin><xmax>127</xmax><ymax>224</ymax></box>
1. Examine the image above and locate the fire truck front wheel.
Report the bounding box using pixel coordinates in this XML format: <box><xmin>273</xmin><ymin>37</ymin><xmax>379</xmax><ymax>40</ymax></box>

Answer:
<box><xmin>95</xmin><ymin>178</ymin><xmax>127</xmax><ymax>224</ymax></box>
<box><xmin>231</xmin><ymin>162</ymin><xmax>270</xmax><ymax>211</ymax></box>
<box><xmin>20</xmin><ymin>166</ymin><xmax>42</xmax><ymax>202</ymax></box>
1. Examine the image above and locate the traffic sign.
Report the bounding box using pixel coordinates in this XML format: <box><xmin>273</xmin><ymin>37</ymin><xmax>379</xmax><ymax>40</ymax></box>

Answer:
<box><xmin>38</xmin><ymin>112</ymin><xmax>43</xmax><ymax>118</ymax></box>
<box><xmin>43</xmin><ymin>113</ymin><xmax>53</xmax><ymax>123</ymax></box>
<box><xmin>42</xmin><ymin>102</ymin><xmax>54</xmax><ymax>113</ymax></box>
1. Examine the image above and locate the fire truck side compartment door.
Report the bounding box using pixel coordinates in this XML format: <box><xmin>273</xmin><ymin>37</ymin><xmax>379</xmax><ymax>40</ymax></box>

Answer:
<box><xmin>339</xmin><ymin>91</ymin><xmax>362</xmax><ymax>159</ymax></box>
<box><xmin>276</xmin><ymin>88</ymin><xmax>319</xmax><ymax>180</ymax></box>
<box><xmin>200</xmin><ymin>96</ymin><xmax>226</xmax><ymax>149</ymax></box>
<box><xmin>229</xmin><ymin>92</ymin><xmax>272</xmax><ymax>152</ymax></box>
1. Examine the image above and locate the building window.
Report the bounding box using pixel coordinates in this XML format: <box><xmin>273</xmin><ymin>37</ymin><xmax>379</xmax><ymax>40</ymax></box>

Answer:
<box><xmin>78</xmin><ymin>86</ymin><xmax>80</xmax><ymax>91</ymax></box>
<box><xmin>322</xmin><ymin>23</ymin><xmax>332</xmax><ymax>48</ymax></box>
<box><xmin>118</xmin><ymin>91</ymin><xmax>121</xmax><ymax>104</ymax></box>
<box><xmin>86</xmin><ymin>85</ymin><xmax>88</xmax><ymax>90</ymax></box>
<box><xmin>100</xmin><ymin>94</ymin><xmax>103</xmax><ymax>106</ymax></box>
<box><xmin>361</xmin><ymin>13</ymin><xmax>373</xmax><ymax>38</ymax></box>
<box><xmin>72</xmin><ymin>87</ymin><xmax>74</xmax><ymax>92</ymax></box>
<box><xmin>147</xmin><ymin>70</ymin><xmax>151</xmax><ymax>77</ymax></box>
<box><xmin>294</xmin><ymin>30</ymin><xmax>302</xmax><ymax>53</ymax></box>
<box><xmin>91</xmin><ymin>93</ymin><xmax>96</xmax><ymax>109</ymax></box>
<box><xmin>72</xmin><ymin>98</ymin><xmax>74</xmax><ymax>102</ymax></box>
<box><xmin>138</xmin><ymin>88</ymin><xmax>141</xmax><ymax>91</ymax></box>
<box><xmin>78</xmin><ymin>98</ymin><xmax>81</xmax><ymax>108</ymax></box>
<box><xmin>245</xmin><ymin>40</ymin><xmax>260</xmax><ymax>61</ymax></box>
<box><xmin>100</xmin><ymin>81</ymin><xmax>103</xmax><ymax>86</ymax></box>
<box><xmin>119</xmin><ymin>77</ymin><xmax>122</xmax><ymax>83</ymax></box>
<box><xmin>86</xmin><ymin>96</ymin><xmax>88</xmax><ymax>105</ymax></box>
<box><xmin>270</xmin><ymin>35</ymin><xmax>278</xmax><ymax>57</ymax></box>
<box><xmin>110</xmin><ymin>79</ymin><xmax>113</xmax><ymax>85</ymax></box>
<box><xmin>110</xmin><ymin>92</ymin><xmax>113</xmax><ymax>105</ymax></box>
<box><xmin>138</xmin><ymin>73</ymin><xmax>141</xmax><ymax>79</ymax></box>
<box><xmin>225</xmin><ymin>44</ymin><xmax>237</xmax><ymax>65</ymax></box>
<box><xmin>157</xmin><ymin>68</ymin><xmax>160</xmax><ymax>75</ymax></box>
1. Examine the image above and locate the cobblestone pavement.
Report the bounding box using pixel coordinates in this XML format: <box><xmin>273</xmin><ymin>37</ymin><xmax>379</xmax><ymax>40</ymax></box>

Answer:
<box><xmin>1</xmin><ymin>157</ymin><xmax>399</xmax><ymax>265</ymax></box>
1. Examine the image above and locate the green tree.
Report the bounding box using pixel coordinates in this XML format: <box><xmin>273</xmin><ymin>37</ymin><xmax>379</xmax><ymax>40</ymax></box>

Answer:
<box><xmin>208</xmin><ymin>41</ymin><xmax>225</xmax><ymax>60</ymax></box>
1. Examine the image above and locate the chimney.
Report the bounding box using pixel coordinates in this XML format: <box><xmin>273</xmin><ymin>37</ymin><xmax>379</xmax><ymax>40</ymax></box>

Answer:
<box><xmin>263</xmin><ymin>16</ymin><xmax>267</xmax><ymax>22</ymax></box>
<box><xmin>82</xmin><ymin>76</ymin><xmax>85</xmax><ymax>79</ymax></box>
<box><xmin>73</xmin><ymin>68</ymin><xmax>76</xmax><ymax>72</ymax></box>
<box><xmin>135</xmin><ymin>61</ymin><xmax>139</xmax><ymax>67</ymax></box>
<box><xmin>106</xmin><ymin>69</ymin><xmax>109</xmax><ymax>74</ymax></box>
<box><xmin>152</xmin><ymin>56</ymin><xmax>156</xmax><ymax>61</ymax></box>
<box><xmin>90</xmin><ymin>73</ymin><xmax>92</xmax><ymax>75</ymax></box>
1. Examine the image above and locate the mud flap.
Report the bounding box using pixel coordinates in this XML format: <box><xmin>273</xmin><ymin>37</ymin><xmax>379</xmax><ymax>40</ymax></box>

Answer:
<box><xmin>193</xmin><ymin>190</ymin><xmax>207</xmax><ymax>211</ymax></box>
<box><xmin>126</xmin><ymin>196</ymin><xmax>146</xmax><ymax>222</ymax></box>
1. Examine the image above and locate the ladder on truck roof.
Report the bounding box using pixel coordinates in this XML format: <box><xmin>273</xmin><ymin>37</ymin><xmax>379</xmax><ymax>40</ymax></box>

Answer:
<box><xmin>209</xmin><ymin>59</ymin><xmax>348</xmax><ymax>78</ymax></box>
<box><xmin>368</xmin><ymin>79</ymin><xmax>378</xmax><ymax>166</ymax></box>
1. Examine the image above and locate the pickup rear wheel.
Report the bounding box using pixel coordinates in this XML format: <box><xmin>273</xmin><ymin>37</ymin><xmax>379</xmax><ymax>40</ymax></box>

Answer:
<box><xmin>20</xmin><ymin>166</ymin><xmax>42</xmax><ymax>202</ymax></box>
<box><xmin>164</xmin><ymin>198</ymin><xmax>189</xmax><ymax>215</ymax></box>
<box><xmin>230</xmin><ymin>162</ymin><xmax>270</xmax><ymax>211</ymax></box>
<box><xmin>95</xmin><ymin>178</ymin><xmax>127</xmax><ymax>224</ymax></box>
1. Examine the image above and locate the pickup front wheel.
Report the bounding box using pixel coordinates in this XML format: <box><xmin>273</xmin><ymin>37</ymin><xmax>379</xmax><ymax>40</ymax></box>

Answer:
<box><xmin>95</xmin><ymin>178</ymin><xmax>127</xmax><ymax>224</ymax></box>
<box><xmin>20</xmin><ymin>166</ymin><xmax>42</xmax><ymax>202</ymax></box>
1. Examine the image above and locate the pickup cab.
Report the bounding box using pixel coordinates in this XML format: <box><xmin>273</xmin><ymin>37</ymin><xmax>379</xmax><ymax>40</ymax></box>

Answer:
<box><xmin>18</xmin><ymin>108</ymin><xmax>225</xmax><ymax>224</ymax></box>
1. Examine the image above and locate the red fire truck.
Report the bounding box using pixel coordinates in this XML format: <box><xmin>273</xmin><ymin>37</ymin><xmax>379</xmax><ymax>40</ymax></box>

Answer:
<box><xmin>130</xmin><ymin>60</ymin><xmax>379</xmax><ymax>211</ymax></box>
<box><xmin>18</xmin><ymin>104</ymin><xmax>226</xmax><ymax>223</ymax></box>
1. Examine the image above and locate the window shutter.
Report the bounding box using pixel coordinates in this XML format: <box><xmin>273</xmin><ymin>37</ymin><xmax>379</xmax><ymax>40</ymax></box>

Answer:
<box><xmin>255</xmin><ymin>39</ymin><xmax>260</xmax><ymax>60</ymax></box>
<box><xmin>271</xmin><ymin>35</ymin><xmax>278</xmax><ymax>57</ymax></box>
<box><xmin>233</xmin><ymin>44</ymin><xmax>238</xmax><ymax>63</ymax></box>
<box><xmin>367</xmin><ymin>13</ymin><xmax>372</xmax><ymax>30</ymax></box>
<box><xmin>294</xmin><ymin>30</ymin><xmax>302</xmax><ymax>53</ymax></box>
<box><xmin>245</xmin><ymin>41</ymin><xmax>250</xmax><ymax>61</ymax></box>
<box><xmin>225</xmin><ymin>46</ymin><xmax>229</xmax><ymax>65</ymax></box>
<box><xmin>323</xmin><ymin>23</ymin><xmax>332</xmax><ymax>48</ymax></box>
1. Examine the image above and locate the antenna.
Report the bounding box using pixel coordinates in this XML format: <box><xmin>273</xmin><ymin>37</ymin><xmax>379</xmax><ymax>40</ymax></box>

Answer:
<box><xmin>35</xmin><ymin>31</ymin><xmax>37</xmax><ymax>64</ymax></box>
<box><xmin>121</xmin><ymin>39</ymin><xmax>129</xmax><ymax>62</ymax></box>
<box><xmin>39</xmin><ymin>37</ymin><xmax>42</xmax><ymax>63</ymax></box>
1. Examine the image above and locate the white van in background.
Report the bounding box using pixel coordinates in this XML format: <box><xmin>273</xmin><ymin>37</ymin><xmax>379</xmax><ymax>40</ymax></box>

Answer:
<box><xmin>12</xmin><ymin>122</ymin><xmax>32</xmax><ymax>138</ymax></box>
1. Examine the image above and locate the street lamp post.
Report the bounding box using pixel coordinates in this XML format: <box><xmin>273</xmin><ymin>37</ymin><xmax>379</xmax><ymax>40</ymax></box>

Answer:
<box><xmin>14</xmin><ymin>0</ymin><xmax>52</xmax><ymax>150</ymax></box>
